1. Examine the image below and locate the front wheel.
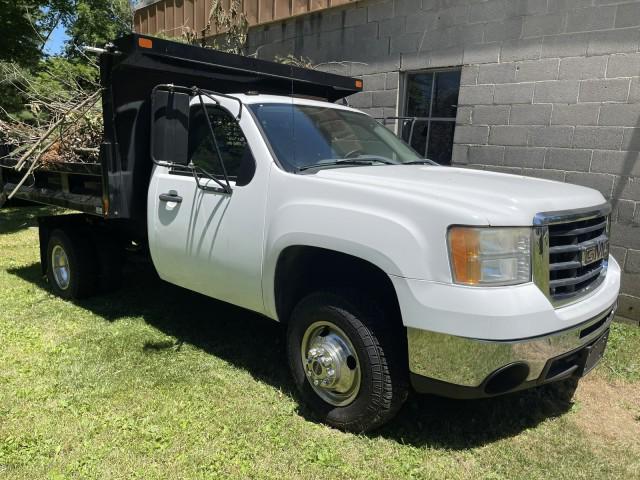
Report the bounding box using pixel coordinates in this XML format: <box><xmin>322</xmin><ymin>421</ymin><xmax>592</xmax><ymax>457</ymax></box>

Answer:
<box><xmin>286</xmin><ymin>291</ymin><xmax>408</xmax><ymax>432</ymax></box>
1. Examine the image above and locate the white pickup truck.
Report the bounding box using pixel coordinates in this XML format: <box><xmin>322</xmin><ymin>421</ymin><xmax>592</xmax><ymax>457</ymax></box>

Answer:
<box><xmin>0</xmin><ymin>35</ymin><xmax>620</xmax><ymax>432</ymax></box>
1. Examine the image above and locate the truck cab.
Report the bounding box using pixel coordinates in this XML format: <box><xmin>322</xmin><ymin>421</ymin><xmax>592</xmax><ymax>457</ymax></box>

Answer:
<box><xmin>1</xmin><ymin>35</ymin><xmax>620</xmax><ymax>432</ymax></box>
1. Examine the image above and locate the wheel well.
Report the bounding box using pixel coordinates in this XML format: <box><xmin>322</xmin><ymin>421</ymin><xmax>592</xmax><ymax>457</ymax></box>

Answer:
<box><xmin>274</xmin><ymin>246</ymin><xmax>403</xmax><ymax>327</ymax></box>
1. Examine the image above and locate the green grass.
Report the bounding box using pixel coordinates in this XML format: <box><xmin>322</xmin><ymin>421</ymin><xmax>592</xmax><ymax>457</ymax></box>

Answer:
<box><xmin>603</xmin><ymin>322</ymin><xmax>640</xmax><ymax>382</ymax></box>
<box><xmin>1</xmin><ymin>205</ymin><xmax>639</xmax><ymax>479</ymax></box>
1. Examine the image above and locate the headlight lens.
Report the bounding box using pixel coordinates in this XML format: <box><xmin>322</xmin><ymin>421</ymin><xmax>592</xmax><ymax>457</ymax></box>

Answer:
<box><xmin>448</xmin><ymin>227</ymin><xmax>531</xmax><ymax>286</ymax></box>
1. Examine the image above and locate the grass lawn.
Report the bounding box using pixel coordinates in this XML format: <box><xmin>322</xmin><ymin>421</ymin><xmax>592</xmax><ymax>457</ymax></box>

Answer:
<box><xmin>1</xmin><ymin>205</ymin><xmax>639</xmax><ymax>479</ymax></box>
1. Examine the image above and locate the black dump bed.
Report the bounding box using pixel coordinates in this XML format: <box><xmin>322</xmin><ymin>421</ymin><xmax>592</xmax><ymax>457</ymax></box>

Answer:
<box><xmin>1</xmin><ymin>33</ymin><xmax>362</xmax><ymax>235</ymax></box>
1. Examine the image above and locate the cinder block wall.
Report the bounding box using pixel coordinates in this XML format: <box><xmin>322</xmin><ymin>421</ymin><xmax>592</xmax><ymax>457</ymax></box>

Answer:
<box><xmin>247</xmin><ymin>0</ymin><xmax>640</xmax><ymax>325</ymax></box>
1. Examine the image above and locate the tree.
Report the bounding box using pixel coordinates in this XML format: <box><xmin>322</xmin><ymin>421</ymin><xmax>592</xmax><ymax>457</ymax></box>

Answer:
<box><xmin>1</xmin><ymin>1</ymin><xmax>134</xmax><ymax>120</ymax></box>
<box><xmin>63</xmin><ymin>0</ymin><xmax>133</xmax><ymax>53</ymax></box>
<box><xmin>0</xmin><ymin>0</ymin><xmax>75</xmax><ymax>118</ymax></box>
<box><xmin>203</xmin><ymin>0</ymin><xmax>248</xmax><ymax>55</ymax></box>
<box><xmin>0</xmin><ymin>0</ymin><xmax>73</xmax><ymax>67</ymax></box>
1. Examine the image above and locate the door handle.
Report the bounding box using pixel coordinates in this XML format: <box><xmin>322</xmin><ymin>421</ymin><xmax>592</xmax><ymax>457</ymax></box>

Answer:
<box><xmin>159</xmin><ymin>190</ymin><xmax>182</xmax><ymax>203</ymax></box>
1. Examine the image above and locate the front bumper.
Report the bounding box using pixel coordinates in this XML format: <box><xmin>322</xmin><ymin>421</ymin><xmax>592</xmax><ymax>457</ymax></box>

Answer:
<box><xmin>408</xmin><ymin>302</ymin><xmax>616</xmax><ymax>398</ymax></box>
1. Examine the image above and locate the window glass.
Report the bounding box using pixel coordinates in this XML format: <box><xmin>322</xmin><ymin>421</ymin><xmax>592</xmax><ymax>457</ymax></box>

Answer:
<box><xmin>404</xmin><ymin>69</ymin><xmax>461</xmax><ymax>165</ymax></box>
<box><xmin>188</xmin><ymin>105</ymin><xmax>250</xmax><ymax>179</ymax></box>
<box><xmin>249</xmin><ymin>103</ymin><xmax>334</xmax><ymax>168</ymax></box>
<box><xmin>428</xmin><ymin>121</ymin><xmax>455</xmax><ymax>164</ymax></box>
<box><xmin>402</xmin><ymin>120</ymin><xmax>428</xmax><ymax>157</ymax></box>
<box><xmin>406</xmin><ymin>74</ymin><xmax>432</xmax><ymax>118</ymax></box>
<box><xmin>432</xmin><ymin>70</ymin><xmax>461</xmax><ymax>118</ymax></box>
<box><xmin>250</xmin><ymin>103</ymin><xmax>426</xmax><ymax>172</ymax></box>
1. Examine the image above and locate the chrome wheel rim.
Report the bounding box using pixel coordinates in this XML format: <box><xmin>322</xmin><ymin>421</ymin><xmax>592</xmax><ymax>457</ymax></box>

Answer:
<box><xmin>300</xmin><ymin>321</ymin><xmax>361</xmax><ymax>407</ymax></box>
<box><xmin>51</xmin><ymin>245</ymin><xmax>71</xmax><ymax>290</ymax></box>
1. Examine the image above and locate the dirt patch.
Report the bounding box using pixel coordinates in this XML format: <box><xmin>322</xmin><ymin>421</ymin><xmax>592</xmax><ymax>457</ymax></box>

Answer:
<box><xmin>573</xmin><ymin>375</ymin><xmax>640</xmax><ymax>444</ymax></box>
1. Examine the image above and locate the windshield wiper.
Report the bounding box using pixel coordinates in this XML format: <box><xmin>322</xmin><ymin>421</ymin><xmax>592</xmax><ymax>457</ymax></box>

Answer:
<box><xmin>296</xmin><ymin>157</ymin><xmax>394</xmax><ymax>172</ymax></box>
<box><xmin>346</xmin><ymin>155</ymin><xmax>395</xmax><ymax>164</ymax></box>
<box><xmin>402</xmin><ymin>160</ymin><xmax>435</xmax><ymax>165</ymax></box>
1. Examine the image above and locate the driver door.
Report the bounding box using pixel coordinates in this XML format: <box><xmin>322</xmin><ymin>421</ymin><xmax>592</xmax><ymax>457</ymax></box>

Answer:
<box><xmin>148</xmin><ymin>96</ymin><xmax>266</xmax><ymax>313</ymax></box>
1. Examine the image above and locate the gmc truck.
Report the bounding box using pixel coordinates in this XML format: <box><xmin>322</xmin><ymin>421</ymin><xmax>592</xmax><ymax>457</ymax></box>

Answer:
<box><xmin>0</xmin><ymin>35</ymin><xmax>620</xmax><ymax>432</ymax></box>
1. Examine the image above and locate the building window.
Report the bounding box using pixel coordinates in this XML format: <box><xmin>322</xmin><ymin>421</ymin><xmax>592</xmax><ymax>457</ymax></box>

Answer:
<box><xmin>402</xmin><ymin>69</ymin><xmax>461</xmax><ymax>165</ymax></box>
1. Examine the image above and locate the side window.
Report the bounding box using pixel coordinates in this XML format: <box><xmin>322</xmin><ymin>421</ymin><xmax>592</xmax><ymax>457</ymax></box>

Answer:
<box><xmin>187</xmin><ymin>104</ymin><xmax>252</xmax><ymax>181</ymax></box>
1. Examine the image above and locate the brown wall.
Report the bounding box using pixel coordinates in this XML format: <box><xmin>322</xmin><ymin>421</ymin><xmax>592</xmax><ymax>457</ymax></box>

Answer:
<box><xmin>133</xmin><ymin>0</ymin><xmax>355</xmax><ymax>36</ymax></box>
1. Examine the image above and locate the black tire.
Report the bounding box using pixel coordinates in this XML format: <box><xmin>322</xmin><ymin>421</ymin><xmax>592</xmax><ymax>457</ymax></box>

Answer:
<box><xmin>287</xmin><ymin>290</ymin><xmax>408</xmax><ymax>432</ymax></box>
<box><xmin>46</xmin><ymin>229</ymin><xmax>98</xmax><ymax>299</ymax></box>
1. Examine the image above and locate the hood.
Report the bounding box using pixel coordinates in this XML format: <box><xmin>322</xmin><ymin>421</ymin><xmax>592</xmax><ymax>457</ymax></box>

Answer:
<box><xmin>314</xmin><ymin>165</ymin><xmax>606</xmax><ymax>225</ymax></box>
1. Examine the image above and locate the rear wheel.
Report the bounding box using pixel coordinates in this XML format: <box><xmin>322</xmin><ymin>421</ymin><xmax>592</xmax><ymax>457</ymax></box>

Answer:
<box><xmin>287</xmin><ymin>291</ymin><xmax>408</xmax><ymax>432</ymax></box>
<box><xmin>46</xmin><ymin>229</ymin><xmax>97</xmax><ymax>299</ymax></box>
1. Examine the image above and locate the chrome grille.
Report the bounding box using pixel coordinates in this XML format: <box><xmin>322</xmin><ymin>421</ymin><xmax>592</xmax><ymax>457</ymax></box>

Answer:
<box><xmin>533</xmin><ymin>204</ymin><xmax>611</xmax><ymax>307</ymax></box>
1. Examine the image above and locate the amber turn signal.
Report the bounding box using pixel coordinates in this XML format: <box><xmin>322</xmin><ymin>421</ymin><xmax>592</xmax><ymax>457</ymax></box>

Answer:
<box><xmin>448</xmin><ymin>227</ymin><xmax>481</xmax><ymax>285</ymax></box>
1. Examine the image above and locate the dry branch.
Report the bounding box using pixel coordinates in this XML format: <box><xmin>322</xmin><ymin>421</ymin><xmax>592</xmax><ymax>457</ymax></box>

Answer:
<box><xmin>1</xmin><ymin>59</ymin><xmax>103</xmax><ymax>173</ymax></box>
<box><xmin>12</xmin><ymin>89</ymin><xmax>102</xmax><ymax>170</ymax></box>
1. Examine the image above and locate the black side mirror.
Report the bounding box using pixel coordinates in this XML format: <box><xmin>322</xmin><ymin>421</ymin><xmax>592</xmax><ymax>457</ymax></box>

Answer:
<box><xmin>151</xmin><ymin>88</ymin><xmax>190</xmax><ymax>165</ymax></box>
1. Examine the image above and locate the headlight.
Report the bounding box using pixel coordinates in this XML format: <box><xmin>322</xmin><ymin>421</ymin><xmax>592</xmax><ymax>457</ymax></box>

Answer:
<box><xmin>448</xmin><ymin>227</ymin><xmax>531</xmax><ymax>286</ymax></box>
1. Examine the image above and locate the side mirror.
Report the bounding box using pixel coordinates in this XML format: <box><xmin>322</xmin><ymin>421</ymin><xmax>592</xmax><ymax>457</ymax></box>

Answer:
<box><xmin>151</xmin><ymin>88</ymin><xmax>190</xmax><ymax>165</ymax></box>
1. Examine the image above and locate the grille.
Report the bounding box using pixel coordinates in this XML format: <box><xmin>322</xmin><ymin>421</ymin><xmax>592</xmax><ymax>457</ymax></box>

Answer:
<box><xmin>549</xmin><ymin>217</ymin><xmax>609</xmax><ymax>300</ymax></box>
<box><xmin>534</xmin><ymin>205</ymin><xmax>609</xmax><ymax>305</ymax></box>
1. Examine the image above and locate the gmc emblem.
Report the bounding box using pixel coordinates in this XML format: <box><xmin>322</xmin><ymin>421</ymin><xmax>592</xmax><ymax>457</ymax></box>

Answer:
<box><xmin>581</xmin><ymin>240</ymin><xmax>609</xmax><ymax>266</ymax></box>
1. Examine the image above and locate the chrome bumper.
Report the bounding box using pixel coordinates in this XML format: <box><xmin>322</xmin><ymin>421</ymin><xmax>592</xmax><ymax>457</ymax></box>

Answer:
<box><xmin>407</xmin><ymin>302</ymin><xmax>616</xmax><ymax>389</ymax></box>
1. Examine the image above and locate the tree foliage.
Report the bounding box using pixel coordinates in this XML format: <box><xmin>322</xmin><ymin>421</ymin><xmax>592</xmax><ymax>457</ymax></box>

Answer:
<box><xmin>63</xmin><ymin>0</ymin><xmax>133</xmax><ymax>54</ymax></box>
<box><xmin>0</xmin><ymin>0</ymin><xmax>72</xmax><ymax>67</ymax></box>
<box><xmin>204</xmin><ymin>0</ymin><xmax>248</xmax><ymax>55</ymax></box>
<box><xmin>1</xmin><ymin>1</ymin><xmax>134</xmax><ymax>122</ymax></box>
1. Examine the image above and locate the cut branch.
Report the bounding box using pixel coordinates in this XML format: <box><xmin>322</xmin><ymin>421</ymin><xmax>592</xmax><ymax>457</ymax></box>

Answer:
<box><xmin>13</xmin><ymin>89</ymin><xmax>102</xmax><ymax>171</ymax></box>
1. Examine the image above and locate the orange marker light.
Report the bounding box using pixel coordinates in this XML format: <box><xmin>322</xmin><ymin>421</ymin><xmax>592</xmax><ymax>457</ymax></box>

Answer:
<box><xmin>354</xmin><ymin>79</ymin><xmax>363</xmax><ymax>89</ymax></box>
<box><xmin>138</xmin><ymin>37</ymin><xmax>153</xmax><ymax>49</ymax></box>
<box><xmin>448</xmin><ymin>227</ymin><xmax>481</xmax><ymax>285</ymax></box>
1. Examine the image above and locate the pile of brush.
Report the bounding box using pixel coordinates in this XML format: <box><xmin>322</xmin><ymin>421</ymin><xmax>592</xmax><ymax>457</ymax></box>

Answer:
<box><xmin>0</xmin><ymin>90</ymin><xmax>102</xmax><ymax>168</ymax></box>
<box><xmin>0</xmin><ymin>60</ymin><xmax>104</xmax><ymax>202</ymax></box>
<box><xmin>0</xmin><ymin>60</ymin><xmax>103</xmax><ymax>169</ymax></box>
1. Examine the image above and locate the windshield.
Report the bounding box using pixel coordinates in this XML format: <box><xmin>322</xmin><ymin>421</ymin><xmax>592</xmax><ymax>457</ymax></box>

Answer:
<box><xmin>249</xmin><ymin>103</ymin><xmax>434</xmax><ymax>172</ymax></box>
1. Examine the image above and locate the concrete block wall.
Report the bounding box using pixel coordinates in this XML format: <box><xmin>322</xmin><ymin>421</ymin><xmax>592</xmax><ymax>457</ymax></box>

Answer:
<box><xmin>449</xmin><ymin>4</ymin><xmax>640</xmax><ymax>325</ymax></box>
<box><xmin>247</xmin><ymin>0</ymin><xmax>640</xmax><ymax>325</ymax></box>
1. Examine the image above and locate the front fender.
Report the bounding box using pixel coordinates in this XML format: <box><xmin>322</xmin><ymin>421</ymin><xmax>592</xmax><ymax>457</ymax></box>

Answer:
<box><xmin>261</xmin><ymin>201</ymin><xmax>427</xmax><ymax>319</ymax></box>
